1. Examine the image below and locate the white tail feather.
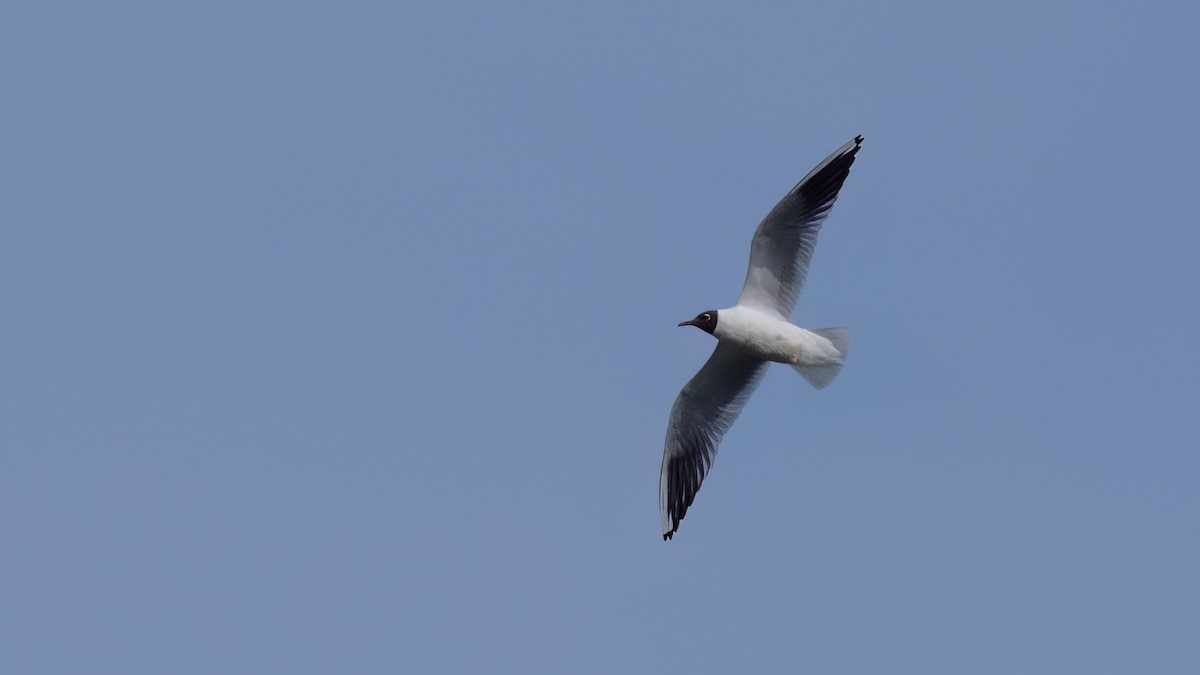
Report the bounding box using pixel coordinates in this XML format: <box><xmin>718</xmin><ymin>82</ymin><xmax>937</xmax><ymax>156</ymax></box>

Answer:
<box><xmin>791</xmin><ymin>327</ymin><xmax>848</xmax><ymax>390</ymax></box>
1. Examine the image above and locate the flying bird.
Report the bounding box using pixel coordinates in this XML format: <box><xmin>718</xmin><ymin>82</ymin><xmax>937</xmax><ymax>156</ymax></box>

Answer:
<box><xmin>660</xmin><ymin>135</ymin><xmax>864</xmax><ymax>540</ymax></box>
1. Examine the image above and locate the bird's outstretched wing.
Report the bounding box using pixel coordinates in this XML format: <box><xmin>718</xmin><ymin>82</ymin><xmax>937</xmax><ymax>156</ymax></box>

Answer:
<box><xmin>737</xmin><ymin>135</ymin><xmax>863</xmax><ymax>319</ymax></box>
<box><xmin>660</xmin><ymin>342</ymin><xmax>768</xmax><ymax>540</ymax></box>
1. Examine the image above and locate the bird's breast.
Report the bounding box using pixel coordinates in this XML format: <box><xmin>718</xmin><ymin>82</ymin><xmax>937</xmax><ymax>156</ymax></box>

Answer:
<box><xmin>716</xmin><ymin>309</ymin><xmax>815</xmax><ymax>365</ymax></box>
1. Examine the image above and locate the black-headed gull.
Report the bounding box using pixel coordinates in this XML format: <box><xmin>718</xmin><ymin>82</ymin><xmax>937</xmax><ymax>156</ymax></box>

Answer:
<box><xmin>660</xmin><ymin>136</ymin><xmax>864</xmax><ymax>540</ymax></box>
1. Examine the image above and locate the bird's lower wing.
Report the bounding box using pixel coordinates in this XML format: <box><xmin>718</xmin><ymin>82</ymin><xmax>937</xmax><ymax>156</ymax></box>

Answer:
<box><xmin>660</xmin><ymin>342</ymin><xmax>768</xmax><ymax>540</ymax></box>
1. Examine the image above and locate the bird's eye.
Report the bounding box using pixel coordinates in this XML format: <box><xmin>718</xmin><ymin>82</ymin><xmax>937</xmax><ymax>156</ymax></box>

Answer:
<box><xmin>701</xmin><ymin>313</ymin><xmax>711</xmax><ymax>321</ymax></box>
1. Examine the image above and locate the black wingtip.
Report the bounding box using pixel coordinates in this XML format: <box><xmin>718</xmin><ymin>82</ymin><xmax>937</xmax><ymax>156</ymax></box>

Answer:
<box><xmin>854</xmin><ymin>134</ymin><xmax>864</xmax><ymax>145</ymax></box>
<box><xmin>663</xmin><ymin>532</ymin><xmax>673</xmax><ymax>541</ymax></box>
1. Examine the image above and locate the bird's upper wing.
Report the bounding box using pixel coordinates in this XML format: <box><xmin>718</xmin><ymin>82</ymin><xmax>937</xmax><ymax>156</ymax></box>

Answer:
<box><xmin>736</xmin><ymin>135</ymin><xmax>863</xmax><ymax>319</ymax></box>
<box><xmin>660</xmin><ymin>342</ymin><xmax>768</xmax><ymax>540</ymax></box>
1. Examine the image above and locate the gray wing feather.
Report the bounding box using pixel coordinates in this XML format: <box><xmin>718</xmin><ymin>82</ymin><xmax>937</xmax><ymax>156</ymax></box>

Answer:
<box><xmin>737</xmin><ymin>136</ymin><xmax>863</xmax><ymax>318</ymax></box>
<box><xmin>659</xmin><ymin>342</ymin><xmax>768</xmax><ymax>540</ymax></box>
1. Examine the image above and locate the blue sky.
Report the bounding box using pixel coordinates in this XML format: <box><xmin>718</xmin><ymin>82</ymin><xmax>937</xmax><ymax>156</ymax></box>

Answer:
<box><xmin>3</xmin><ymin>1</ymin><xmax>1199</xmax><ymax>673</ymax></box>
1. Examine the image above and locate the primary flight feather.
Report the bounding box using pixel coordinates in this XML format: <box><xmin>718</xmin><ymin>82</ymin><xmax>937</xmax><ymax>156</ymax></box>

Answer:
<box><xmin>661</xmin><ymin>135</ymin><xmax>864</xmax><ymax>540</ymax></box>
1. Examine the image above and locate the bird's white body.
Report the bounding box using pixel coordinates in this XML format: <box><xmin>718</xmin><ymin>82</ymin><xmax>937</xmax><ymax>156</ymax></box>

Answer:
<box><xmin>712</xmin><ymin>305</ymin><xmax>843</xmax><ymax>368</ymax></box>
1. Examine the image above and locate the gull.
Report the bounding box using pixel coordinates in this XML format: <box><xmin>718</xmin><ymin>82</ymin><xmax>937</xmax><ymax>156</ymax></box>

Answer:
<box><xmin>660</xmin><ymin>135</ymin><xmax>864</xmax><ymax>540</ymax></box>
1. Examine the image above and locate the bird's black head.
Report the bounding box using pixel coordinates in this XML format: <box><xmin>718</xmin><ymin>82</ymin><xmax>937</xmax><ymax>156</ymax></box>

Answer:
<box><xmin>678</xmin><ymin>310</ymin><xmax>718</xmax><ymax>335</ymax></box>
